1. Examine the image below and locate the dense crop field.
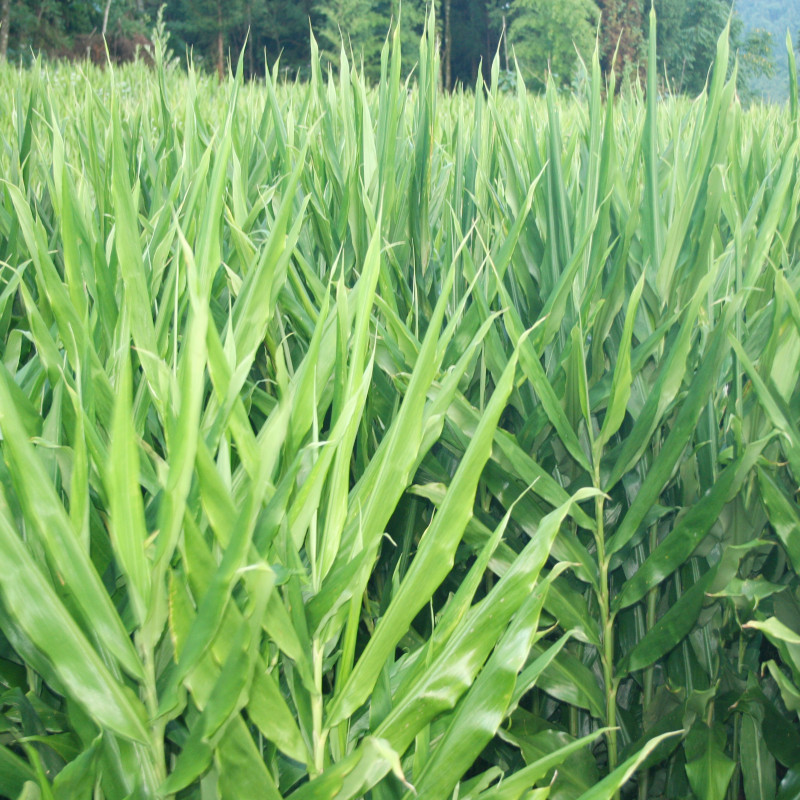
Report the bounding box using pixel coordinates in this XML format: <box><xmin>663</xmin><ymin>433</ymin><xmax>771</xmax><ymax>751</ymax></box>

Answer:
<box><xmin>1</xmin><ymin>12</ymin><xmax>800</xmax><ymax>800</ymax></box>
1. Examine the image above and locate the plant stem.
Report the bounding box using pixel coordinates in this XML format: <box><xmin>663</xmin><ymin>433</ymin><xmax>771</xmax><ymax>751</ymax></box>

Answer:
<box><xmin>595</xmin><ymin>492</ymin><xmax>618</xmax><ymax>784</ymax></box>
<box><xmin>639</xmin><ymin>522</ymin><xmax>659</xmax><ymax>800</ymax></box>
<box><xmin>137</xmin><ymin>627</ymin><xmax>166</xmax><ymax>792</ymax></box>
<box><xmin>312</xmin><ymin>638</ymin><xmax>326</xmax><ymax>776</ymax></box>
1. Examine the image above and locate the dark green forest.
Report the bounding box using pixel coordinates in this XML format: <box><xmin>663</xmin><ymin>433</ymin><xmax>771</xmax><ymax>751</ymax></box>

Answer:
<box><xmin>0</xmin><ymin>0</ymin><xmax>788</xmax><ymax>95</ymax></box>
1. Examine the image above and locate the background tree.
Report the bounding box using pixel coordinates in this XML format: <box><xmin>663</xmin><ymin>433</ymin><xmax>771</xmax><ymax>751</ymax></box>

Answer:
<box><xmin>509</xmin><ymin>0</ymin><xmax>599</xmax><ymax>87</ymax></box>
<box><xmin>652</xmin><ymin>0</ymin><xmax>774</xmax><ymax>97</ymax></box>
<box><xmin>738</xmin><ymin>25</ymin><xmax>774</xmax><ymax>96</ymax></box>
<box><xmin>318</xmin><ymin>0</ymin><xmax>384</xmax><ymax>78</ymax></box>
<box><xmin>244</xmin><ymin>0</ymin><xmax>317</xmax><ymax>79</ymax></box>
<box><xmin>735</xmin><ymin>0</ymin><xmax>798</xmax><ymax>101</ymax></box>
<box><xmin>0</xmin><ymin>0</ymin><xmax>782</xmax><ymax>97</ymax></box>
<box><xmin>0</xmin><ymin>0</ymin><xmax>9</xmax><ymax>60</ymax></box>
<box><xmin>167</xmin><ymin>0</ymin><xmax>246</xmax><ymax>80</ymax></box>
<box><xmin>597</xmin><ymin>0</ymin><xmax>643</xmax><ymax>78</ymax></box>
<box><xmin>449</xmin><ymin>0</ymin><xmax>498</xmax><ymax>85</ymax></box>
<box><xmin>4</xmin><ymin>1</ymin><xmax>67</xmax><ymax>59</ymax></box>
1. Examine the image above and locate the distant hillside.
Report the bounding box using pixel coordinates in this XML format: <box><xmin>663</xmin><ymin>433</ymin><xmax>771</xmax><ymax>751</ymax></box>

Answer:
<box><xmin>736</xmin><ymin>0</ymin><xmax>800</xmax><ymax>102</ymax></box>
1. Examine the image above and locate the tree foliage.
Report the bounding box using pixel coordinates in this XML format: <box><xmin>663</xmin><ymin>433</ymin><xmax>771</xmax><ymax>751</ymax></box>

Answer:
<box><xmin>509</xmin><ymin>0</ymin><xmax>599</xmax><ymax>87</ymax></box>
<box><xmin>735</xmin><ymin>0</ymin><xmax>798</xmax><ymax>101</ymax></box>
<box><xmin>652</xmin><ymin>0</ymin><xmax>775</xmax><ymax>96</ymax></box>
<box><xmin>1</xmin><ymin>16</ymin><xmax>799</xmax><ymax>800</ymax></box>
<box><xmin>0</xmin><ymin>2</ymin><xmax>781</xmax><ymax>104</ymax></box>
<box><xmin>598</xmin><ymin>0</ymin><xmax>643</xmax><ymax>78</ymax></box>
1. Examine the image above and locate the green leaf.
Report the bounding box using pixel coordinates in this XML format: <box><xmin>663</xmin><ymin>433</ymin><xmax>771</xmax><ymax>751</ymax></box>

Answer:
<box><xmin>530</xmin><ymin>641</ymin><xmax>605</xmax><ymax>720</ymax></box>
<box><xmin>619</xmin><ymin>542</ymin><xmax>757</xmax><ymax>675</ymax></box>
<box><xmin>741</xmin><ymin>710</ymin><xmax>777</xmax><ymax>800</ymax></box>
<box><xmin>0</xmin><ymin>493</ymin><xmax>149</xmax><ymax>744</ymax></box>
<box><xmin>607</xmin><ymin>314</ymin><xmax>730</xmax><ymax>554</ymax></box>
<box><xmin>614</xmin><ymin>440</ymin><xmax>765</xmax><ymax>611</ymax></box>
<box><xmin>51</xmin><ymin>735</ymin><xmax>101</xmax><ymax>798</ymax></box>
<box><xmin>327</xmin><ymin>349</ymin><xmax>521</xmax><ymax>726</ymax></box>
<box><xmin>765</xmin><ymin>661</ymin><xmax>800</xmax><ymax>716</ymax></box>
<box><xmin>510</xmin><ymin>633</ymin><xmax>573</xmax><ymax>714</ymax></box>
<box><xmin>758</xmin><ymin>468</ymin><xmax>800</xmax><ymax>574</ymax></box>
<box><xmin>107</xmin><ymin>348</ymin><xmax>151</xmax><ymax>626</ymax></box>
<box><xmin>216</xmin><ymin>718</ymin><xmax>284</xmax><ymax>800</ymax></box>
<box><xmin>684</xmin><ymin>722</ymin><xmax>735</xmax><ymax>800</ymax></box>
<box><xmin>478</xmin><ymin>730</ymin><xmax>607</xmax><ymax>800</ymax></box>
<box><xmin>744</xmin><ymin>617</ymin><xmax>800</xmax><ymax>647</ymax></box>
<box><xmin>778</xmin><ymin>766</ymin><xmax>800</xmax><ymax>800</ymax></box>
<box><xmin>544</xmin><ymin>577</ymin><xmax>601</xmax><ymax>647</ymax></box>
<box><xmin>0</xmin><ymin>745</ymin><xmax>37</xmax><ymax>798</ymax></box>
<box><xmin>730</xmin><ymin>333</ymin><xmax>800</xmax><ymax>484</ymax></box>
<box><xmin>0</xmin><ymin>364</ymin><xmax>144</xmax><ymax>682</ymax></box>
<box><xmin>504</xmin><ymin>306</ymin><xmax>591</xmax><ymax>473</ymax></box>
<box><xmin>406</xmin><ymin>568</ymin><xmax>567</xmax><ymax>799</ymax></box>
<box><xmin>595</xmin><ymin>273</ymin><xmax>645</xmax><ymax>452</ymax></box>
<box><xmin>643</xmin><ymin>5</ymin><xmax>661</xmax><ymax>284</ymax></box>
<box><xmin>367</xmin><ymin>490</ymin><xmax>602</xmax><ymax>796</ymax></box>
<box><xmin>575</xmin><ymin>731</ymin><xmax>682</xmax><ymax>799</ymax></box>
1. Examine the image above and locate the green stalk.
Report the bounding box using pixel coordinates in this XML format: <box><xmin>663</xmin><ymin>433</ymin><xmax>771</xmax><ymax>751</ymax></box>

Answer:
<box><xmin>638</xmin><ymin>520</ymin><xmax>659</xmax><ymax>800</ymax></box>
<box><xmin>595</xmin><ymin>490</ymin><xmax>618</xmax><ymax>782</ymax></box>
<box><xmin>335</xmin><ymin>597</ymin><xmax>362</xmax><ymax>755</ymax></box>
<box><xmin>639</xmin><ymin>430</ymin><xmax>662</xmax><ymax>800</ymax></box>
<box><xmin>312</xmin><ymin>638</ymin><xmax>327</xmax><ymax>776</ymax></box>
<box><xmin>139</xmin><ymin>632</ymin><xmax>167</xmax><ymax>787</ymax></box>
<box><xmin>727</xmin><ymin>628</ymin><xmax>748</xmax><ymax>800</ymax></box>
<box><xmin>642</xmin><ymin>533</ymin><xmax>659</xmax><ymax>709</ymax></box>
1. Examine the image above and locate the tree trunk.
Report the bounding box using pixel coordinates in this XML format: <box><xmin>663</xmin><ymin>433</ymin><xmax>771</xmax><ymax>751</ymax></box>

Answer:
<box><xmin>444</xmin><ymin>0</ymin><xmax>451</xmax><ymax>91</ymax></box>
<box><xmin>1</xmin><ymin>0</ymin><xmax>11</xmax><ymax>60</ymax></box>
<box><xmin>101</xmin><ymin>0</ymin><xmax>113</xmax><ymax>38</ymax></box>
<box><xmin>216</xmin><ymin>0</ymin><xmax>224</xmax><ymax>82</ymax></box>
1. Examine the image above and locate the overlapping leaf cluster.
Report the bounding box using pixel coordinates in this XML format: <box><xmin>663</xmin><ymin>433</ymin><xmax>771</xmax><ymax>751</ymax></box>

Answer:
<box><xmin>0</xmin><ymin>11</ymin><xmax>800</xmax><ymax>800</ymax></box>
